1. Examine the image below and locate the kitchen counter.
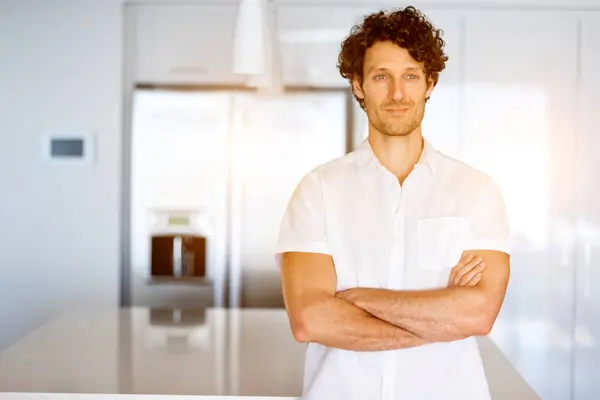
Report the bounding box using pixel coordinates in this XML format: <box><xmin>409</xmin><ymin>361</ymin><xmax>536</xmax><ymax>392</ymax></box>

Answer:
<box><xmin>0</xmin><ymin>308</ymin><xmax>540</xmax><ymax>399</ymax></box>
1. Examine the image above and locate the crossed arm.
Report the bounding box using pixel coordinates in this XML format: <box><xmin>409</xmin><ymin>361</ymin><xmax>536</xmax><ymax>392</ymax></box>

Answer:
<box><xmin>281</xmin><ymin>250</ymin><xmax>510</xmax><ymax>351</ymax></box>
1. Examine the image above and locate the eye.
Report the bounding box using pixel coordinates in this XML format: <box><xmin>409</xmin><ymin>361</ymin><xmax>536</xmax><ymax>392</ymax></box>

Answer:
<box><xmin>407</xmin><ymin>74</ymin><xmax>419</xmax><ymax>80</ymax></box>
<box><xmin>374</xmin><ymin>74</ymin><xmax>387</xmax><ymax>80</ymax></box>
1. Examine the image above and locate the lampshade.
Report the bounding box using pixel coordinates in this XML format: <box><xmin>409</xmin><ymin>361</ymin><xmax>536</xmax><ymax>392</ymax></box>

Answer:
<box><xmin>232</xmin><ymin>0</ymin><xmax>283</xmax><ymax>93</ymax></box>
<box><xmin>232</xmin><ymin>0</ymin><xmax>268</xmax><ymax>75</ymax></box>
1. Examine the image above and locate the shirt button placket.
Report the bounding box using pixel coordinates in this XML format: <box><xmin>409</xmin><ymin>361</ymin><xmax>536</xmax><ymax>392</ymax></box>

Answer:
<box><xmin>384</xmin><ymin>180</ymin><xmax>404</xmax><ymax>400</ymax></box>
<box><xmin>391</xmin><ymin>180</ymin><xmax>405</xmax><ymax>287</ymax></box>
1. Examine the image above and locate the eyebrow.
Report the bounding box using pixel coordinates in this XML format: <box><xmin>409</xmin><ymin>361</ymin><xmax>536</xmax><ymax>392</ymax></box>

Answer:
<box><xmin>367</xmin><ymin>66</ymin><xmax>424</xmax><ymax>74</ymax></box>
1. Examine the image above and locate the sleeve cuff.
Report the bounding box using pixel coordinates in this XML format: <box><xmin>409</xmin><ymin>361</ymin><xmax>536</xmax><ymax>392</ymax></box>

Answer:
<box><xmin>273</xmin><ymin>241</ymin><xmax>331</xmax><ymax>267</ymax></box>
<box><xmin>465</xmin><ymin>238</ymin><xmax>511</xmax><ymax>254</ymax></box>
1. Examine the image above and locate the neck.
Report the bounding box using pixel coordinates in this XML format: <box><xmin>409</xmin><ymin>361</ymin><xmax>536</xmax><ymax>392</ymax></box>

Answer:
<box><xmin>367</xmin><ymin>128</ymin><xmax>424</xmax><ymax>183</ymax></box>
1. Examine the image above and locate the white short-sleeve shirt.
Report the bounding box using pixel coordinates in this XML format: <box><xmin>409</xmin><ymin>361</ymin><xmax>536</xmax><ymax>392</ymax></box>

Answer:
<box><xmin>275</xmin><ymin>138</ymin><xmax>511</xmax><ymax>400</ymax></box>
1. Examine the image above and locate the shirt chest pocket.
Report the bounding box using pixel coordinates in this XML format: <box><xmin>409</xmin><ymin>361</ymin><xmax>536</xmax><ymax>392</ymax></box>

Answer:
<box><xmin>417</xmin><ymin>217</ymin><xmax>470</xmax><ymax>272</ymax></box>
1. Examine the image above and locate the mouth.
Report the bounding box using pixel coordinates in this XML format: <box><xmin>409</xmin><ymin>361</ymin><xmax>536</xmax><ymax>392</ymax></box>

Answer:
<box><xmin>385</xmin><ymin>108</ymin><xmax>410</xmax><ymax>113</ymax></box>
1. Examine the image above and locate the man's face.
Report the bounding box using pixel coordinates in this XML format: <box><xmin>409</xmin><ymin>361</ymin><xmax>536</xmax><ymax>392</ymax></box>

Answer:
<box><xmin>353</xmin><ymin>40</ymin><xmax>434</xmax><ymax>137</ymax></box>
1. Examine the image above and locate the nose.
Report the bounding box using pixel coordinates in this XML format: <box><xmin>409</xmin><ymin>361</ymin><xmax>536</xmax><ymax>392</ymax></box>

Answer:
<box><xmin>390</xmin><ymin>81</ymin><xmax>405</xmax><ymax>102</ymax></box>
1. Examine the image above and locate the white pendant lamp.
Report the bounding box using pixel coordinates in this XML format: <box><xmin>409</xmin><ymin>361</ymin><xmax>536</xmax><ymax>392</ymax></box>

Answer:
<box><xmin>232</xmin><ymin>0</ymin><xmax>268</xmax><ymax>75</ymax></box>
<box><xmin>232</xmin><ymin>0</ymin><xmax>283</xmax><ymax>93</ymax></box>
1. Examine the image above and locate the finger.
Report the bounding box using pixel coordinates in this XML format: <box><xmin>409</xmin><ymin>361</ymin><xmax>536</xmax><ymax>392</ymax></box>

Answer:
<box><xmin>463</xmin><ymin>272</ymin><xmax>483</xmax><ymax>287</ymax></box>
<box><xmin>454</xmin><ymin>259</ymin><xmax>485</xmax><ymax>286</ymax></box>
<box><xmin>449</xmin><ymin>254</ymin><xmax>474</xmax><ymax>284</ymax></box>
<box><xmin>453</xmin><ymin>260</ymin><xmax>484</xmax><ymax>286</ymax></box>
<box><xmin>453</xmin><ymin>257</ymin><xmax>485</xmax><ymax>286</ymax></box>
<box><xmin>449</xmin><ymin>254</ymin><xmax>473</xmax><ymax>284</ymax></box>
<box><xmin>459</xmin><ymin>268</ymin><xmax>483</xmax><ymax>287</ymax></box>
<box><xmin>457</xmin><ymin>263</ymin><xmax>486</xmax><ymax>286</ymax></box>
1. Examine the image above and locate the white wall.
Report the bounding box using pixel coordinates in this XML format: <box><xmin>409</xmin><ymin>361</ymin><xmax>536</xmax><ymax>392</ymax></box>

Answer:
<box><xmin>0</xmin><ymin>0</ymin><xmax>123</xmax><ymax>349</ymax></box>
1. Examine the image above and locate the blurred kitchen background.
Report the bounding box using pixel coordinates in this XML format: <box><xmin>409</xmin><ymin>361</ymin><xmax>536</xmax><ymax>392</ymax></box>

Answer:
<box><xmin>1</xmin><ymin>0</ymin><xmax>599</xmax><ymax>399</ymax></box>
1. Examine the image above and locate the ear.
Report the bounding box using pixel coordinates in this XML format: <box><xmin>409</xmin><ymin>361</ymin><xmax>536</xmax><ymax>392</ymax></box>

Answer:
<box><xmin>351</xmin><ymin>76</ymin><xmax>365</xmax><ymax>100</ymax></box>
<box><xmin>425</xmin><ymin>78</ymin><xmax>435</xmax><ymax>99</ymax></box>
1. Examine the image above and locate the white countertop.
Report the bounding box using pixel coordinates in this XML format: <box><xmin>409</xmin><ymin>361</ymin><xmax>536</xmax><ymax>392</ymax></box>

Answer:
<box><xmin>0</xmin><ymin>307</ymin><xmax>540</xmax><ymax>399</ymax></box>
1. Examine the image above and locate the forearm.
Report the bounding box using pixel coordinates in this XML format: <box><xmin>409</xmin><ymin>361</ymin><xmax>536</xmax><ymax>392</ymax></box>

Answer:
<box><xmin>293</xmin><ymin>293</ymin><xmax>429</xmax><ymax>351</ymax></box>
<box><xmin>347</xmin><ymin>287</ymin><xmax>491</xmax><ymax>342</ymax></box>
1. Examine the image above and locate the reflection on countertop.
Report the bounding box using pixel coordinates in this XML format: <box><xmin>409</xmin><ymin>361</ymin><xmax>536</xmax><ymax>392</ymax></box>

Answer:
<box><xmin>0</xmin><ymin>307</ymin><xmax>540</xmax><ymax>399</ymax></box>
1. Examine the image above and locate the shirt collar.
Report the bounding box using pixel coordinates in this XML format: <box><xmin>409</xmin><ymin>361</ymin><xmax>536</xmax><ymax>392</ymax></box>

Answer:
<box><xmin>355</xmin><ymin>136</ymin><xmax>436</xmax><ymax>177</ymax></box>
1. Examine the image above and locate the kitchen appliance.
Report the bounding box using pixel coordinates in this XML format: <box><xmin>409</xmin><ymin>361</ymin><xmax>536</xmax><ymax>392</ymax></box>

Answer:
<box><xmin>149</xmin><ymin>209</ymin><xmax>211</xmax><ymax>279</ymax></box>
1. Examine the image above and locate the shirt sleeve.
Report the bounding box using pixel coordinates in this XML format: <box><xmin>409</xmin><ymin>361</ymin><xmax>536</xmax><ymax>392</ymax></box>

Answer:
<box><xmin>465</xmin><ymin>177</ymin><xmax>511</xmax><ymax>254</ymax></box>
<box><xmin>274</xmin><ymin>170</ymin><xmax>331</xmax><ymax>267</ymax></box>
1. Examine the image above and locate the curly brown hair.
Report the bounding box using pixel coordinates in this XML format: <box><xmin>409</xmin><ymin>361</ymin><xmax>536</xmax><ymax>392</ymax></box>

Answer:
<box><xmin>337</xmin><ymin>6</ymin><xmax>448</xmax><ymax>109</ymax></box>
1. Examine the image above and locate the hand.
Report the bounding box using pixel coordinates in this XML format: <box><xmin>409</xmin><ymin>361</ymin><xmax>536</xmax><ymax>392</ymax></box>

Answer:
<box><xmin>448</xmin><ymin>253</ymin><xmax>486</xmax><ymax>287</ymax></box>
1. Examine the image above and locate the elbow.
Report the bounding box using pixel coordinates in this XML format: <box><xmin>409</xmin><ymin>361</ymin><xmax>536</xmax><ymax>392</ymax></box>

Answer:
<box><xmin>472</xmin><ymin>316</ymin><xmax>495</xmax><ymax>336</ymax></box>
<box><xmin>287</xmin><ymin>293</ymin><xmax>333</xmax><ymax>343</ymax></box>
<box><xmin>470</xmin><ymin>307</ymin><xmax>500</xmax><ymax>336</ymax></box>
<box><xmin>291</xmin><ymin>321</ymin><xmax>310</xmax><ymax>343</ymax></box>
<box><xmin>289</xmin><ymin>305</ymin><xmax>317</xmax><ymax>343</ymax></box>
<box><xmin>460</xmin><ymin>314</ymin><xmax>494</xmax><ymax>337</ymax></box>
<box><xmin>466</xmin><ymin>296</ymin><xmax>501</xmax><ymax>336</ymax></box>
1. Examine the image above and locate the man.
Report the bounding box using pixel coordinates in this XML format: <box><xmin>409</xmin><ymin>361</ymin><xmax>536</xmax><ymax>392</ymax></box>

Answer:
<box><xmin>275</xmin><ymin>6</ymin><xmax>511</xmax><ymax>400</ymax></box>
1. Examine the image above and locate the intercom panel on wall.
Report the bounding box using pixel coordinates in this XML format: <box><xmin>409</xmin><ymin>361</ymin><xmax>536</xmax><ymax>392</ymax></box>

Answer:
<box><xmin>42</xmin><ymin>132</ymin><xmax>95</xmax><ymax>165</ymax></box>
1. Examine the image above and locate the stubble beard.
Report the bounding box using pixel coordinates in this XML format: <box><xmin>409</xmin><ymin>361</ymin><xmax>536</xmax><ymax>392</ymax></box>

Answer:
<box><xmin>373</xmin><ymin>114</ymin><xmax>419</xmax><ymax>137</ymax></box>
<box><xmin>366</xmin><ymin>103</ymin><xmax>424</xmax><ymax>138</ymax></box>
